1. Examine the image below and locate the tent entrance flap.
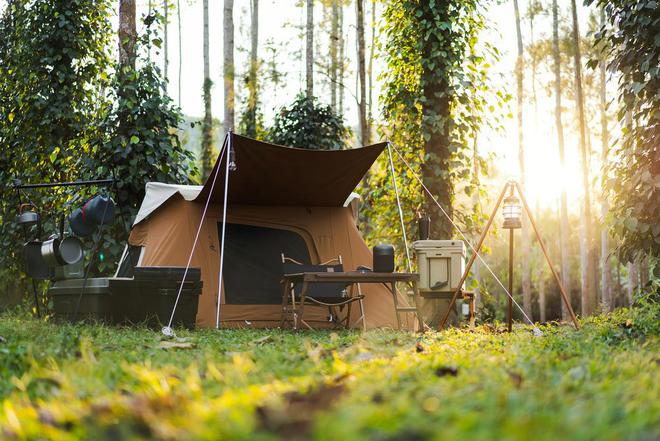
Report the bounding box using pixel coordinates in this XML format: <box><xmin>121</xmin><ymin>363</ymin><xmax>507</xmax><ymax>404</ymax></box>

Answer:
<box><xmin>222</xmin><ymin>223</ymin><xmax>311</xmax><ymax>305</ymax></box>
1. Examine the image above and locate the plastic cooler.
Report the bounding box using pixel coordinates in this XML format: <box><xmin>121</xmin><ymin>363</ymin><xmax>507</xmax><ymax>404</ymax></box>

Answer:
<box><xmin>411</xmin><ymin>240</ymin><xmax>467</xmax><ymax>327</ymax></box>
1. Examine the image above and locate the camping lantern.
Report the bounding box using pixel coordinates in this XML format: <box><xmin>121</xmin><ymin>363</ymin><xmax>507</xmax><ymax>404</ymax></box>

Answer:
<box><xmin>502</xmin><ymin>194</ymin><xmax>522</xmax><ymax>229</ymax></box>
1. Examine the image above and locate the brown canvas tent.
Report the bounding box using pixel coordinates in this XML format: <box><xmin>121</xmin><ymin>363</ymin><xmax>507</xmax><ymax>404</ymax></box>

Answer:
<box><xmin>126</xmin><ymin>133</ymin><xmax>413</xmax><ymax>329</ymax></box>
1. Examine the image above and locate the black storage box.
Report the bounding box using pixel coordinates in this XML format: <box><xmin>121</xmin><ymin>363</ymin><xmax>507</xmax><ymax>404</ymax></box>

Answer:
<box><xmin>110</xmin><ymin>266</ymin><xmax>202</xmax><ymax>329</ymax></box>
<box><xmin>49</xmin><ymin>278</ymin><xmax>114</xmax><ymax>323</ymax></box>
<box><xmin>373</xmin><ymin>244</ymin><xmax>395</xmax><ymax>273</ymax></box>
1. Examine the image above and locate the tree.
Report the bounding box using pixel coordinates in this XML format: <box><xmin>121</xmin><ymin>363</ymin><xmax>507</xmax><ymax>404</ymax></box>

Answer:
<box><xmin>0</xmin><ymin>0</ymin><xmax>113</xmax><ymax>274</ymax></box>
<box><xmin>306</xmin><ymin>0</ymin><xmax>314</xmax><ymax>98</ymax></box>
<box><xmin>375</xmin><ymin>0</ymin><xmax>502</xmax><ymax>253</ymax></box>
<box><xmin>163</xmin><ymin>0</ymin><xmax>169</xmax><ymax>83</ymax></box>
<box><xmin>597</xmin><ymin>7</ymin><xmax>612</xmax><ymax>310</ymax></box>
<box><xmin>552</xmin><ymin>0</ymin><xmax>572</xmax><ymax>321</ymax></box>
<box><xmin>570</xmin><ymin>0</ymin><xmax>597</xmax><ymax>315</ymax></box>
<box><xmin>588</xmin><ymin>0</ymin><xmax>659</xmax><ymax>263</ymax></box>
<box><xmin>512</xmin><ymin>0</ymin><xmax>532</xmax><ymax>318</ymax></box>
<box><xmin>177</xmin><ymin>0</ymin><xmax>182</xmax><ymax>106</ymax></box>
<box><xmin>268</xmin><ymin>94</ymin><xmax>348</xmax><ymax>150</ymax></box>
<box><xmin>330</xmin><ymin>0</ymin><xmax>339</xmax><ymax>113</ymax></box>
<box><xmin>201</xmin><ymin>0</ymin><xmax>214</xmax><ymax>179</ymax></box>
<box><xmin>338</xmin><ymin>1</ymin><xmax>345</xmax><ymax>116</ymax></box>
<box><xmin>223</xmin><ymin>0</ymin><xmax>235</xmax><ymax>133</ymax></box>
<box><xmin>119</xmin><ymin>0</ymin><xmax>137</xmax><ymax>70</ymax></box>
<box><xmin>241</xmin><ymin>0</ymin><xmax>260</xmax><ymax>138</ymax></box>
<box><xmin>356</xmin><ymin>0</ymin><xmax>368</xmax><ymax>146</ymax></box>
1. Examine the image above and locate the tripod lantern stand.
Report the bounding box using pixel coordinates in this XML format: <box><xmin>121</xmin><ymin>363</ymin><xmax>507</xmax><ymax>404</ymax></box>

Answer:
<box><xmin>438</xmin><ymin>180</ymin><xmax>580</xmax><ymax>330</ymax></box>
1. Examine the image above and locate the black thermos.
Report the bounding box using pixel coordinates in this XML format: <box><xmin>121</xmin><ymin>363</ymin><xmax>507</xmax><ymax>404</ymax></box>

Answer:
<box><xmin>373</xmin><ymin>244</ymin><xmax>395</xmax><ymax>273</ymax></box>
<box><xmin>418</xmin><ymin>215</ymin><xmax>431</xmax><ymax>240</ymax></box>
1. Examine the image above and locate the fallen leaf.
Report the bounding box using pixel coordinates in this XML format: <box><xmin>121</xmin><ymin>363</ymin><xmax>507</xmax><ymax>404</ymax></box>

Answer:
<box><xmin>508</xmin><ymin>371</ymin><xmax>523</xmax><ymax>388</ymax></box>
<box><xmin>252</xmin><ymin>335</ymin><xmax>273</xmax><ymax>345</ymax></box>
<box><xmin>158</xmin><ymin>341</ymin><xmax>195</xmax><ymax>350</ymax></box>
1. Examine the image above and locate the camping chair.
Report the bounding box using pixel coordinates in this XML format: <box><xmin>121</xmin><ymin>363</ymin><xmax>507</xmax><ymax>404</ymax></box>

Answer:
<box><xmin>280</xmin><ymin>254</ymin><xmax>365</xmax><ymax>330</ymax></box>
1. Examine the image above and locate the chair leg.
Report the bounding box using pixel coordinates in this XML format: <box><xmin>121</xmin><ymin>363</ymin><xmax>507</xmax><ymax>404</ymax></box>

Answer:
<box><xmin>280</xmin><ymin>281</ymin><xmax>290</xmax><ymax>329</ymax></box>
<box><xmin>298</xmin><ymin>281</ymin><xmax>309</xmax><ymax>331</ymax></box>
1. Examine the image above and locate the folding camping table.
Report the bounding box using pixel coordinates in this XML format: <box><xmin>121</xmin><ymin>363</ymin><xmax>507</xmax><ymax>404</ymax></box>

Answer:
<box><xmin>280</xmin><ymin>271</ymin><xmax>423</xmax><ymax>331</ymax></box>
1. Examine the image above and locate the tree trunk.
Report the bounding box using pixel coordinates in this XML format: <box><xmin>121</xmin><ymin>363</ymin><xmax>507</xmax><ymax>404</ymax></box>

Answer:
<box><xmin>570</xmin><ymin>0</ymin><xmax>596</xmax><ymax>316</ymax></box>
<box><xmin>330</xmin><ymin>0</ymin><xmax>338</xmax><ymax>113</ymax></box>
<box><xmin>338</xmin><ymin>3</ymin><xmax>344</xmax><ymax>116</ymax></box>
<box><xmin>201</xmin><ymin>0</ymin><xmax>214</xmax><ymax>179</ymax></box>
<box><xmin>163</xmin><ymin>0</ymin><xmax>169</xmax><ymax>83</ymax></box>
<box><xmin>177</xmin><ymin>0</ymin><xmax>182</xmax><ymax>106</ymax></box>
<box><xmin>356</xmin><ymin>0</ymin><xmax>368</xmax><ymax>145</ymax></box>
<box><xmin>246</xmin><ymin>0</ymin><xmax>259</xmax><ymax>138</ymax></box>
<box><xmin>118</xmin><ymin>0</ymin><xmax>136</xmax><ymax>139</ymax></box>
<box><xmin>420</xmin><ymin>4</ymin><xmax>452</xmax><ymax>239</ymax></box>
<box><xmin>367</xmin><ymin>0</ymin><xmax>376</xmax><ymax>136</ymax></box>
<box><xmin>472</xmin><ymin>127</ymin><xmax>481</xmax><ymax>311</ymax></box>
<box><xmin>306</xmin><ymin>0</ymin><xmax>314</xmax><ymax>99</ymax></box>
<box><xmin>599</xmin><ymin>7</ymin><xmax>612</xmax><ymax>311</ymax></box>
<box><xmin>147</xmin><ymin>0</ymin><xmax>152</xmax><ymax>60</ymax></box>
<box><xmin>553</xmin><ymin>0</ymin><xmax>571</xmax><ymax>320</ymax></box>
<box><xmin>513</xmin><ymin>0</ymin><xmax>532</xmax><ymax>318</ymax></box>
<box><xmin>118</xmin><ymin>0</ymin><xmax>137</xmax><ymax>69</ymax></box>
<box><xmin>223</xmin><ymin>0</ymin><xmax>235</xmax><ymax>133</ymax></box>
<box><xmin>627</xmin><ymin>260</ymin><xmax>638</xmax><ymax>306</ymax></box>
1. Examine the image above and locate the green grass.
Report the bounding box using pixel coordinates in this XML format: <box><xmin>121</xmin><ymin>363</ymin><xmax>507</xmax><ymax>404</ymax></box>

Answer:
<box><xmin>0</xmin><ymin>299</ymin><xmax>658</xmax><ymax>441</ymax></box>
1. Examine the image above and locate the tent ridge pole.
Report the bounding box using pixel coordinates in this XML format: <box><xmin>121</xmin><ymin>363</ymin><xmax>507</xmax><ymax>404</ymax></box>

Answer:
<box><xmin>216</xmin><ymin>131</ymin><xmax>233</xmax><ymax>329</ymax></box>
<box><xmin>387</xmin><ymin>142</ymin><xmax>412</xmax><ymax>273</ymax></box>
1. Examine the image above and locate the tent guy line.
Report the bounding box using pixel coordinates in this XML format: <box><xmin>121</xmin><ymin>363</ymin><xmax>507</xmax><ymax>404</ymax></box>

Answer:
<box><xmin>163</xmin><ymin>138</ymin><xmax>228</xmax><ymax>336</ymax></box>
<box><xmin>389</xmin><ymin>142</ymin><xmax>541</xmax><ymax>334</ymax></box>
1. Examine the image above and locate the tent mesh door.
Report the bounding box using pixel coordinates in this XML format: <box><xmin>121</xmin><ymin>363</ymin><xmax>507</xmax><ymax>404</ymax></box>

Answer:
<box><xmin>221</xmin><ymin>223</ymin><xmax>311</xmax><ymax>305</ymax></box>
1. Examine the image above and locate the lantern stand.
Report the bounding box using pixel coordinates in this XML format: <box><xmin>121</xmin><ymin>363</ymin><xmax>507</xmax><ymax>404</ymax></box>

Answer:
<box><xmin>438</xmin><ymin>179</ymin><xmax>580</xmax><ymax>331</ymax></box>
<box><xmin>502</xmin><ymin>183</ymin><xmax>522</xmax><ymax>331</ymax></box>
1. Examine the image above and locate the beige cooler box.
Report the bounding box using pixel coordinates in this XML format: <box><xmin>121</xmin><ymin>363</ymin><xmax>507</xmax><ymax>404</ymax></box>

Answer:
<box><xmin>412</xmin><ymin>240</ymin><xmax>467</xmax><ymax>327</ymax></box>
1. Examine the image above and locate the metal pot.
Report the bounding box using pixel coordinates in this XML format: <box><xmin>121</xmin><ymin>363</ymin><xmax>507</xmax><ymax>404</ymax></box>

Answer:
<box><xmin>59</xmin><ymin>236</ymin><xmax>84</xmax><ymax>265</ymax></box>
<box><xmin>16</xmin><ymin>204</ymin><xmax>40</xmax><ymax>228</ymax></box>
<box><xmin>41</xmin><ymin>236</ymin><xmax>64</xmax><ymax>267</ymax></box>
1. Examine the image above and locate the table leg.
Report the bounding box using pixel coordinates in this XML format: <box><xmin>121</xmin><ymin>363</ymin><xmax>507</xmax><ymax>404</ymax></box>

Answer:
<box><xmin>412</xmin><ymin>280</ymin><xmax>424</xmax><ymax>333</ymax></box>
<box><xmin>469</xmin><ymin>294</ymin><xmax>475</xmax><ymax>328</ymax></box>
<box><xmin>391</xmin><ymin>282</ymin><xmax>402</xmax><ymax>331</ymax></box>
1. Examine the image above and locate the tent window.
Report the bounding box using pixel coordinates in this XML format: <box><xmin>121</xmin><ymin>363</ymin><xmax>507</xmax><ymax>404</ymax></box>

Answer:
<box><xmin>221</xmin><ymin>223</ymin><xmax>312</xmax><ymax>305</ymax></box>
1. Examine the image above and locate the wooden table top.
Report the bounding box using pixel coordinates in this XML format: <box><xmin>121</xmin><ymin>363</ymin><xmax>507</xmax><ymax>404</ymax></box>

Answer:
<box><xmin>281</xmin><ymin>271</ymin><xmax>419</xmax><ymax>283</ymax></box>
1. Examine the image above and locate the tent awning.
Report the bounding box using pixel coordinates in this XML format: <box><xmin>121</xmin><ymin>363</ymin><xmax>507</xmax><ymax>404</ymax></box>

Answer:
<box><xmin>195</xmin><ymin>133</ymin><xmax>386</xmax><ymax>207</ymax></box>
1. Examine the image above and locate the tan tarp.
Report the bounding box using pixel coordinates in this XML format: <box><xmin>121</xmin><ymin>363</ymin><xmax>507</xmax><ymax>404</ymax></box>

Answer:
<box><xmin>129</xmin><ymin>195</ymin><xmax>413</xmax><ymax>329</ymax></box>
<box><xmin>196</xmin><ymin>134</ymin><xmax>388</xmax><ymax>206</ymax></box>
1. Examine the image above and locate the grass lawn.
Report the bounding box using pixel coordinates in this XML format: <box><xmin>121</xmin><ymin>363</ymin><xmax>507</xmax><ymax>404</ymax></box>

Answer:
<box><xmin>0</xmin><ymin>299</ymin><xmax>658</xmax><ymax>441</ymax></box>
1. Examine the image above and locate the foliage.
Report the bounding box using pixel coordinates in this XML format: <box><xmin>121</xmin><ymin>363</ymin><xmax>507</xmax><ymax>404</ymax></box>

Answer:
<box><xmin>237</xmin><ymin>94</ymin><xmax>267</xmax><ymax>141</ymax></box>
<box><xmin>362</xmin><ymin>0</ymin><xmax>506</xmax><ymax>268</ymax></box>
<box><xmin>0</xmin><ymin>303</ymin><xmax>658</xmax><ymax>439</ymax></box>
<box><xmin>268</xmin><ymin>93</ymin><xmax>349</xmax><ymax>150</ymax></box>
<box><xmin>94</xmin><ymin>13</ymin><xmax>197</xmax><ymax>267</ymax></box>
<box><xmin>0</xmin><ymin>3</ymin><xmax>196</xmax><ymax>291</ymax></box>
<box><xmin>587</xmin><ymin>0</ymin><xmax>659</xmax><ymax>261</ymax></box>
<box><xmin>0</xmin><ymin>0</ymin><xmax>113</xmax><ymax>283</ymax></box>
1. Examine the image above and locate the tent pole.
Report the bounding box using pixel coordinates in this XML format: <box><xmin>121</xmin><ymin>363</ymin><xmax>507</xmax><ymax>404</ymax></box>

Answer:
<box><xmin>387</xmin><ymin>143</ymin><xmax>412</xmax><ymax>273</ymax></box>
<box><xmin>163</xmin><ymin>135</ymin><xmax>228</xmax><ymax>336</ymax></box>
<box><xmin>216</xmin><ymin>131</ymin><xmax>233</xmax><ymax>329</ymax></box>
